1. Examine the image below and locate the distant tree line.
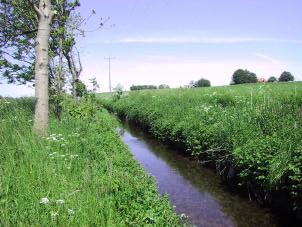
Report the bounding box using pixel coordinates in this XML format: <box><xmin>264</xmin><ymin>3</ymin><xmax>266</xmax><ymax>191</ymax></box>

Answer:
<box><xmin>130</xmin><ymin>70</ymin><xmax>295</xmax><ymax>92</ymax></box>
<box><xmin>130</xmin><ymin>84</ymin><xmax>170</xmax><ymax>91</ymax></box>
<box><xmin>158</xmin><ymin>84</ymin><xmax>170</xmax><ymax>89</ymax></box>
<box><xmin>231</xmin><ymin>69</ymin><xmax>295</xmax><ymax>85</ymax></box>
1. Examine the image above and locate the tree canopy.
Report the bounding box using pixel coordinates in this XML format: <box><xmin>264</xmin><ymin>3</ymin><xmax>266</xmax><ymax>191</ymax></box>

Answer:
<box><xmin>279</xmin><ymin>71</ymin><xmax>294</xmax><ymax>82</ymax></box>
<box><xmin>193</xmin><ymin>78</ymin><xmax>211</xmax><ymax>87</ymax></box>
<box><xmin>267</xmin><ymin>76</ymin><xmax>277</xmax><ymax>83</ymax></box>
<box><xmin>231</xmin><ymin>69</ymin><xmax>257</xmax><ymax>85</ymax></box>
<box><xmin>0</xmin><ymin>0</ymin><xmax>83</xmax><ymax>134</ymax></box>
<box><xmin>0</xmin><ymin>0</ymin><xmax>80</xmax><ymax>84</ymax></box>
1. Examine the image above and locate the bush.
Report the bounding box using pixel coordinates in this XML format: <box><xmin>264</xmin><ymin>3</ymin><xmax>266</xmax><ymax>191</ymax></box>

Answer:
<box><xmin>267</xmin><ymin>76</ymin><xmax>277</xmax><ymax>83</ymax></box>
<box><xmin>64</xmin><ymin>94</ymin><xmax>100</xmax><ymax>119</ymax></box>
<box><xmin>75</xmin><ymin>80</ymin><xmax>88</xmax><ymax>97</ymax></box>
<box><xmin>113</xmin><ymin>84</ymin><xmax>124</xmax><ymax>100</ymax></box>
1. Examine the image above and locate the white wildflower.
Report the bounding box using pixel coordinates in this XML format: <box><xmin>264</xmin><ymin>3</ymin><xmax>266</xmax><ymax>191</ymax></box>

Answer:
<box><xmin>40</xmin><ymin>197</ymin><xmax>50</xmax><ymax>204</ymax></box>
<box><xmin>180</xmin><ymin>213</ymin><xmax>188</xmax><ymax>219</ymax></box>
<box><xmin>70</xmin><ymin>132</ymin><xmax>80</xmax><ymax>137</ymax></box>
<box><xmin>204</xmin><ymin>106</ymin><xmax>210</xmax><ymax>113</ymax></box>
<box><xmin>50</xmin><ymin>211</ymin><xmax>58</xmax><ymax>221</ymax></box>
<box><xmin>68</xmin><ymin>209</ymin><xmax>75</xmax><ymax>215</ymax></box>
<box><xmin>50</xmin><ymin>211</ymin><xmax>58</xmax><ymax>217</ymax></box>
<box><xmin>70</xmin><ymin>154</ymin><xmax>79</xmax><ymax>159</ymax></box>
<box><xmin>56</xmin><ymin>199</ymin><xmax>65</xmax><ymax>205</ymax></box>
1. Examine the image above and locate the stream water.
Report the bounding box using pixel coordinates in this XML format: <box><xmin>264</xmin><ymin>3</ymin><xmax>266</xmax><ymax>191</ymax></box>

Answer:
<box><xmin>118</xmin><ymin>119</ymin><xmax>276</xmax><ymax>227</ymax></box>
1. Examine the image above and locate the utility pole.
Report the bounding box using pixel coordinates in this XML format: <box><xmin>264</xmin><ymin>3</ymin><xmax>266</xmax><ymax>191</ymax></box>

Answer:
<box><xmin>104</xmin><ymin>56</ymin><xmax>115</xmax><ymax>92</ymax></box>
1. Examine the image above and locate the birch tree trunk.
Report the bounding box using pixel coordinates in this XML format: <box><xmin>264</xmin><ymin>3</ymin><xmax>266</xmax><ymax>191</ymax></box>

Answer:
<box><xmin>33</xmin><ymin>0</ymin><xmax>54</xmax><ymax>135</ymax></box>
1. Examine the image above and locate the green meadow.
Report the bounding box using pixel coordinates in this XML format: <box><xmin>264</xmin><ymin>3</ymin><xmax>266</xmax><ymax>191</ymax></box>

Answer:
<box><xmin>0</xmin><ymin>97</ymin><xmax>181</xmax><ymax>226</ymax></box>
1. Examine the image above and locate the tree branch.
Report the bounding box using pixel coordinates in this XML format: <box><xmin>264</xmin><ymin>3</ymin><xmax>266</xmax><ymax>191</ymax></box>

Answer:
<box><xmin>26</xmin><ymin>0</ymin><xmax>41</xmax><ymax>16</ymax></box>
<box><xmin>0</xmin><ymin>50</ymin><xmax>33</xmax><ymax>65</ymax></box>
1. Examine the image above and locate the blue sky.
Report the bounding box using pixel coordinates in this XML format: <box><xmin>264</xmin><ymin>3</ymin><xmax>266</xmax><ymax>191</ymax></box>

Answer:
<box><xmin>1</xmin><ymin>0</ymin><xmax>302</xmax><ymax>96</ymax></box>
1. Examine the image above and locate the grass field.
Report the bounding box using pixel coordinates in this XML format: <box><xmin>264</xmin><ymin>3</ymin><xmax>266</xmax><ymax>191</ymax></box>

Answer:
<box><xmin>101</xmin><ymin>82</ymin><xmax>302</xmax><ymax>218</ymax></box>
<box><xmin>0</xmin><ymin>98</ymin><xmax>181</xmax><ymax>226</ymax></box>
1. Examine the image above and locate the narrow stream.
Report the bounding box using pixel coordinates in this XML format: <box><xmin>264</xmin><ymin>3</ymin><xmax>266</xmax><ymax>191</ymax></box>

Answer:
<box><xmin>118</xmin><ymin>119</ymin><xmax>276</xmax><ymax>227</ymax></box>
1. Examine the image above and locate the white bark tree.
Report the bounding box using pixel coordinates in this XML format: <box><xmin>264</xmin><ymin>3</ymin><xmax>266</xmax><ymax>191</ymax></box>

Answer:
<box><xmin>32</xmin><ymin>0</ymin><xmax>55</xmax><ymax>135</ymax></box>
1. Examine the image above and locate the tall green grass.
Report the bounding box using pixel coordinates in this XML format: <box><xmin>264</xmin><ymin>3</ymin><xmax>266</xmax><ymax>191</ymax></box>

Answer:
<box><xmin>0</xmin><ymin>98</ymin><xmax>181</xmax><ymax>226</ymax></box>
<box><xmin>101</xmin><ymin>82</ymin><xmax>302</xmax><ymax>217</ymax></box>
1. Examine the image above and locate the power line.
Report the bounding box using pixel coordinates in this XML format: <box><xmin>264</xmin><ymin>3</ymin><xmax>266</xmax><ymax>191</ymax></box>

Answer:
<box><xmin>104</xmin><ymin>56</ymin><xmax>115</xmax><ymax>92</ymax></box>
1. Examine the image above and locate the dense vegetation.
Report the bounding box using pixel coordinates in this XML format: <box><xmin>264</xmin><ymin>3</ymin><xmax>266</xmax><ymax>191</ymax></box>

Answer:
<box><xmin>279</xmin><ymin>71</ymin><xmax>295</xmax><ymax>82</ymax></box>
<box><xmin>158</xmin><ymin>84</ymin><xmax>170</xmax><ymax>89</ymax></box>
<box><xmin>193</xmin><ymin>78</ymin><xmax>211</xmax><ymax>87</ymax></box>
<box><xmin>0</xmin><ymin>98</ymin><xmax>181</xmax><ymax>226</ymax></box>
<box><xmin>267</xmin><ymin>76</ymin><xmax>277</xmax><ymax>83</ymax></box>
<box><xmin>101</xmin><ymin>82</ymin><xmax>302</xmax><ymax>219</ymax></box>
<box><xmin>231</xmin><ymin>69</ymin><xmax>257</xmax><ymax>84</ymax></box>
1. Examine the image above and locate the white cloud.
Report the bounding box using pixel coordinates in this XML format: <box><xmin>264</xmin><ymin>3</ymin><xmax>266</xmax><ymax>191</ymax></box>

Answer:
<box><xmin>254</xmin><ymin>53</ymin><xmax>280</xmax><ymax>65</ymax></box>
<box><xmin>104</xmin><ymin>36</ymin><xmax>302</xmax><ymax>44</ymax></box>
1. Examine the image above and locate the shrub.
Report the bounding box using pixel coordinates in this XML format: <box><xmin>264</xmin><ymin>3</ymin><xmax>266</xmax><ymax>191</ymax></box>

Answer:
<box><xmin>113</xmin><ymin>84</ymin><xmax>124</xmax><ymax>100</ymax></box>
<box><xmin>75</xmin><ymin>80</ymin><xmax>88</xmax><ymax>97</ymax></box>
<box><xmin>267</xmin><ymin>76</ymin><xmax>277</xmax><ymax>83</ymax></box>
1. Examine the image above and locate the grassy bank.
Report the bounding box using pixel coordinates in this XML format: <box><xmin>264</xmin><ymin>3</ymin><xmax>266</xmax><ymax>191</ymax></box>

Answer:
<box><xmin>0</xmin><ymin>98</ymin><xmax>181</xmax><ymax>226</ymax></box>
<box><xmin>101</xmin><ymin>82</ymin><xmax>302</xmax><ymax>220</ymax></box>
